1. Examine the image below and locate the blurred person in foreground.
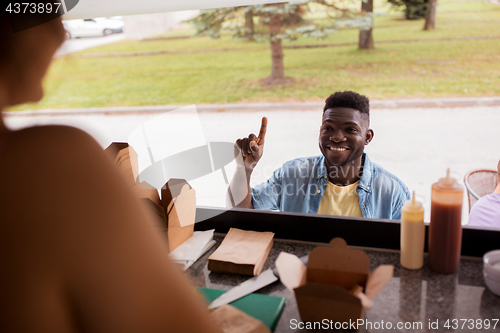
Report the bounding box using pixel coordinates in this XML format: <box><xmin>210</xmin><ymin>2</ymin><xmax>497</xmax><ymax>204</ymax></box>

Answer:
<box><xmin>468</xmin><ymin>160</ymin><xmax>500</xmax><ymax>228</ymax></box>
<box><xmin>227</xmin><ymin>91</ymin><xmax>410</xmax><ymax>219</ymax></box>
<box><xmin>0</xmin><ymin>9</ymin><xmax>220</xmax><ymax>333</ymax></box>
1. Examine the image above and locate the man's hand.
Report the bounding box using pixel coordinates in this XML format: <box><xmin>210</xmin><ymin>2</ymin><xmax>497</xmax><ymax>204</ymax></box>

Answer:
<box><xmin>234</xmin><ymin>117</ymin><xmax>268</xmax><ymax>172</ymax></box>
<box><xmin>227</xmin><ymin>117</ymin><xmax>267</xmax><ymax>209</ymax></box>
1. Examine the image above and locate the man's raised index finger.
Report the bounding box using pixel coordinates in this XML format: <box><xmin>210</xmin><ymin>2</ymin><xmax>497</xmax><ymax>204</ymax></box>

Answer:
<box><xmin>258</xmin><ymin>117</ymin><xmax>268</xmax><ymax>141</ymax></box>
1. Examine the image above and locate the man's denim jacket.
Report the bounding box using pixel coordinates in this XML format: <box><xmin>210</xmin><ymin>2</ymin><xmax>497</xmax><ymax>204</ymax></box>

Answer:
<box><xmin>251</xmin><ymin>153</ymin><xmax>411</xmax><ymax>220</ymax></box>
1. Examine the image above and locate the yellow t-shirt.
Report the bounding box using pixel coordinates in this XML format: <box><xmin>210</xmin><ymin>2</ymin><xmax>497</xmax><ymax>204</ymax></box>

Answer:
<box><xmin>317</xmin><ymin>181</ymin><xmax>363</xmax><ymax>217</ymax></box>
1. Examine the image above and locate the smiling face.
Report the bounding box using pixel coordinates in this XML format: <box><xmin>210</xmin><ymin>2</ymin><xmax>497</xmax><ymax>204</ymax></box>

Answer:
<box><xmin>319</xmin><ymin>107</ymin><xmax>374</xmax><ymax>169</ymax></box>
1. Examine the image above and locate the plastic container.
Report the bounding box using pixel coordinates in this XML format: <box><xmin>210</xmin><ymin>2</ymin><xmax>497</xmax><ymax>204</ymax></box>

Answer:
<box><xmin>483</xmin><ymin>250</ymin><xmax>500</xmax><ymax>279</ymax></box>
<box><xmin>428</xmin><ymin>169</ymin><xmax>464</xmax><ymax>274</ymax></box>
<box><xmin>483</xmin><ymin>250</ymin><xmax>500</xmax><ymax>294</ymax></box>
<box><xmin>400</xmin><ymin>191</ymin><xmax>425</xmax><ymax>270</ymax></box>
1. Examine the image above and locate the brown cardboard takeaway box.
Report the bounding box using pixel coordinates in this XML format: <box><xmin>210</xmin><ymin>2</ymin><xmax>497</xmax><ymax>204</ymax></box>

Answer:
<box><xmin>161</xmin><ymin>178</ymin><xmax>196</xmax><ymax>252</ymax></box>
<box><xmin>276</xmin><ymin>238</ymin><xmax>393</xmax><ymax>324</ymax></box>
<box><xmin>104</xmin><ymin>143</ymin><xmax>196</xmax><ymax>253</ymax></box>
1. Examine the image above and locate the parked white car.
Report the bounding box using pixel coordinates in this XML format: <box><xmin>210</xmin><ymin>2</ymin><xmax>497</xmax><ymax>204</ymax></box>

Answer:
<box><xmin>63</xmin><ymin>17</ymin><xmax>124</xmax><ymax>39</ymax></box>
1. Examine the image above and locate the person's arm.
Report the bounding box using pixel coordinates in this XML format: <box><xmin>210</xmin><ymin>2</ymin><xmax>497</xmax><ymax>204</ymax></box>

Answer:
<box><xmin>227</xmin><ymin>117</ymin><xmax>267</xmax><ymax>209</ymax></box>
<box><xmin>227</xmin><ymin>163</ymin><xmax>254</xmax><ymax>208</ymax></box>
<box><xmin>393</xmin><ymin>187</ymin><xmax>411</xmax><ymax>220</ymax></box>
<box><xmin>0</xmin><ymin>126</ymin><xmax>221</xmax><ymax>333</ymax></box>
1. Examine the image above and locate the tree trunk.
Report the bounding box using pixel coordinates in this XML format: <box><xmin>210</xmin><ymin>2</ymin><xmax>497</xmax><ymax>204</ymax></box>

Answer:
<box><xmin>269</xmin><ymin>13</ymin><xmax>285</xmax><ymax>81</ymax></box>
<box><xmin>423</xmin><ymin>0</ymin><xmax>437</xmax><ymax>30</ymax></box>
<box><xmin>244</xmin><ymin>9</ymin><xmax>254</xmax><ymax>41</ymax></box>
<box><xmin>260</xmin><ymin>9</ymin><xmax>293</xmax><ymax>85</ymax></box>
<box><xmin>358</xmin><ymin>0</ymin><xmax>374</xmax><ymax>50</ymax></box>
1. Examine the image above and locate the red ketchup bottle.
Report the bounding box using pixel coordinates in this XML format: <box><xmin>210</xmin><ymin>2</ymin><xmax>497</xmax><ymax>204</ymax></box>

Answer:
<box><xmin>428</xmin><ymin>169</ymin><xmax>464</xmax><ymax>274</ymax></box>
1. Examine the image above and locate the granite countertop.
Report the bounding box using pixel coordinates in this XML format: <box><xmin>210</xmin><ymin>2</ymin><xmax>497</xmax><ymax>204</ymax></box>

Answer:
<box><xmin>186</xmin><ymin>236</ymin><xmax>500</xmax><ymax>332</ymax></box>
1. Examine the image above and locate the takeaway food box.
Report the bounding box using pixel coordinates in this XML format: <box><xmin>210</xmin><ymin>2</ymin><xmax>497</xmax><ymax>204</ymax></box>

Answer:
<box><xmin>276</xmin><ymin>238</ymin><xmax>394</xmax><ymax>324</ymax></box>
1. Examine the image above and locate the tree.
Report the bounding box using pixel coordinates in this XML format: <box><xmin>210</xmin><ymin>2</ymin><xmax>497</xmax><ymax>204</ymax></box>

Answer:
<box><xmin>423</xmin><ymin>0</ymin><xmax>437</xmax><ymax>30</ymax></box>
<box><xmin>189</xmin><ymin>1</ymin><xmax>371</xmax><ymax>85</ymax></box>
<box><xmin>266</xmin><ymin>4</ymin><xmax>288</xmax><ymax>84</ymax></box>
<box><xmin>244</xmin><ymin>8</ymin><xmax>255</xmax><ymax>40</ymax></box>
<box><xmin>387</xmin><ymin>0</ymin><xmax>428</xmax><ymax>20</ymax></box>
<box><xmin>358</xmin><ymin>0</ymin><xmax>374</xmax><ymax>49</ymax></box>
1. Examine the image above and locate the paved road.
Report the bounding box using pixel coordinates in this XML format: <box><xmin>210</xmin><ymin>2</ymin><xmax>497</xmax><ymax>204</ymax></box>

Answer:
<box><xmin>5</xmin><ymin>105</ymin><xmax>500</xmax><ymax>224</ymax></box>
<box><xmin>55</xmin><ymin>33</ymin><xmax>126</xmax><ymax>56</ymax></box>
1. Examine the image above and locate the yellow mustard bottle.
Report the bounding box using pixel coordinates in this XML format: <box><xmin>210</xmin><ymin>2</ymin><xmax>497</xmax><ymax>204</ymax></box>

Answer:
<box><xmin>400</xmin><ymin>191</ymin><xmax>425</xmax><ymax>270</ymax></box>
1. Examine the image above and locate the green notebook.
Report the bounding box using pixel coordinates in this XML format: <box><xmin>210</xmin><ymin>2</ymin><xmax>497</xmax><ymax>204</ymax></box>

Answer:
<box><xmin>197</xmin><ymin>287</ymin><xmax>285</xmax><ymax>331</ymax></box>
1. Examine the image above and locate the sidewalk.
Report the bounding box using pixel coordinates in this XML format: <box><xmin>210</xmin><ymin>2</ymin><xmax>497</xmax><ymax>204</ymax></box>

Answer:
<box><xmin>55</xmin><ymin>34</ymin><xmax>126</xmax><ymax>57</ymax></box>
<box><xmin>5</xmin><ymin>96</ymin><xmax>500</xmax><ymax>117</ymax></box>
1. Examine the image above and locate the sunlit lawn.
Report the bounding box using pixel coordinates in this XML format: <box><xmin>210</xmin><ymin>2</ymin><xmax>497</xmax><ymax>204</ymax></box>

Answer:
<box><xmin>10</xmin><ymin>0</ymin><xmax>500</xmax><ymax>110</ymax></box>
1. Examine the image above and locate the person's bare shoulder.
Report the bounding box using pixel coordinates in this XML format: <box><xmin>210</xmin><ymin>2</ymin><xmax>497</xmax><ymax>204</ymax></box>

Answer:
<box><xmin>0</xmin><ymin>125</ymin><xmax>221</xmax><ymax>333</ymax></box>
<box><xmin>0</xmin><ymin>124</ymin><xmax>107</xmax><ymax>177</ymax></box>
<box><xmin>0</xmin><ymin>124</ymin><xmax>124</xmax><ymax>214</ymax></box>
<box><xmin>2</xmin><ymin>124</ymin><xmax>105</xmax><ymax>160</ymax></box>
<box><xmin>0</xmin><ymin>124</ymin><xmax>139</xmax><ymax>252</ymax></box>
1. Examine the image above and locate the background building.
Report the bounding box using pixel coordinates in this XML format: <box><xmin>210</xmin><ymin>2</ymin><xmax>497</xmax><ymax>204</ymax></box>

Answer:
<box><xmin>124</xmin><ymin>10</ymin><xmax>198</xmax><ymax>40</ymax></box>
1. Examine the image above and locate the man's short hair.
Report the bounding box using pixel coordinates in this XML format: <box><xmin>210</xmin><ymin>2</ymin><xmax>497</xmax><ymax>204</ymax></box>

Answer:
<box><xmin>323</xmin><ymin>91</ymin><xmax>370</xmax><ymax>120</ymax></box>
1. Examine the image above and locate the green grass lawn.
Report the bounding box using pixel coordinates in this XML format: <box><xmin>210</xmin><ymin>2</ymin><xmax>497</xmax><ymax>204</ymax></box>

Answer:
<box><xmin>10</xmin><ymin>0</ymin><xmax>500</xmax><ymax>110</ymax></box>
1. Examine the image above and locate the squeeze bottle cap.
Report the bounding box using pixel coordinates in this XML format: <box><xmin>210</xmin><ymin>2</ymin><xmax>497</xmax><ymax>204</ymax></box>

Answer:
<box><xmin>435</xmin><ymin>168</ymin><xmax>463</xmax><ymax>191</ymax></box>
<box><xmin>403</xmin><ymin>191</ymin><xmax>423</xmax><ymax>212</ymax></box>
